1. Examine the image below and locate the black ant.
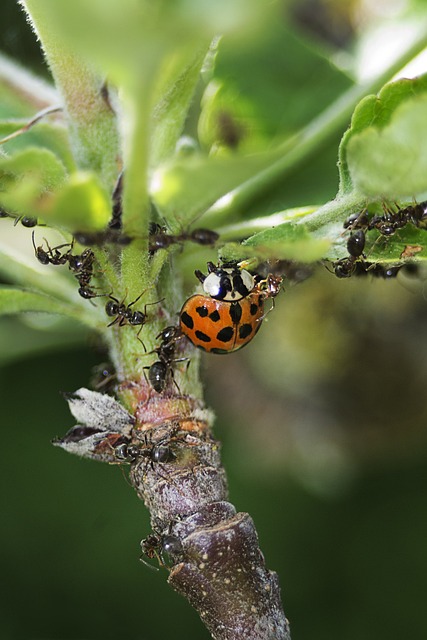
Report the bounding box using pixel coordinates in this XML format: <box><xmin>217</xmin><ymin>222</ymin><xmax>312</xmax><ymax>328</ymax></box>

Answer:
<box><xmin>69</xmin><ymin>249</ymin><xmax>100</xmax><ymax>300</ymax></box>
<box><xmin>1</xmin><ymin>209</ymin><xmax>39</xmax><ymax>227</ymax></box>
<box><xmin>330</xmin><ymin>229</ymin><xmax>366</xmax><ymax>278</ymax></box>
<box><xmin>331</xmin><ymin>256</ymin><xmax>357</xmax><ymax>278</ymax></box>
<box><xmin>73</xmin><ymin>228</ymin><xmax>132</xmax><ymax>246</ymax></box>
<box><xmin>344</xmin><ymin>200</ymin><xmax>427</xmax><ymax>237</ymax></box>
<box><xmin>331</xmin><ymin>257</ymin><xmax>405</xmax><ymax>279</ymax></box>
<box><xmin>144</xmin><ymin>326</ymin><xmax>186</xmax><ymax>393</ymax></box>
<box><xmin>140</xmin><ymin>529</ymin><xmax>183</xmax><ymax>569</ymax></box>
<box><xmin>148</xmin><ymin>222</ymin><xmax>219</xmax><ymax>253</ymax></box>
<box><xmin>105</xmin><ymin>292</ymin><xmax>162</xmax><ymax>344</ymax></box>
<box><xmin>32</xmin><ymin>232</ymin><xmax>72</xmax><ymax>266</ymax></box>
<box><xmin>114</xmin><ymin>435</ymin><xmax>176</xmax><ymax>467</ymax></box>
<box><xmin>346</xmin><ymin>230</ymin><xmax>366</xmax><ymax>258</ymax></box>
<box><xmin>32</xmin><ymin>232</ymin><xmax>101</xmax><ymax>300</ymax></box>
<box><xmin>398</xmin><ymin>200</ymin><xmax>427</xmax><ymax>228</ymax></box>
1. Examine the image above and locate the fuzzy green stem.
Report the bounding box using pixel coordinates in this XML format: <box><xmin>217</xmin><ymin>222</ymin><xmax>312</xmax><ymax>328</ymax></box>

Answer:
<box><xmin>19</xmin><ymin>0</ymin><xmax>120</xmax><ymax>192</ymax></box>
<box><xmin>203</xmin><ymin>24</ymin><xmax>427</xmax><ymax>224</ymax></box>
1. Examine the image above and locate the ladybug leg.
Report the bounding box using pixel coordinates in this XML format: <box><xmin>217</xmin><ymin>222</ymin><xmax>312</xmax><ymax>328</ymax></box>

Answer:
<box><xmin>194</xmin><ymin>269</ymin><xmax>206</xmax><ymax>284</ymax></box>
<box><xmin>258</xmin><ymin>297</ymin><xmax>275</xmax><ymax>322</ymax></box>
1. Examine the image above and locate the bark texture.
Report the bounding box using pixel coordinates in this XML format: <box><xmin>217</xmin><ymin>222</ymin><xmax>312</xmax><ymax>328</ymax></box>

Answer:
<box><xmin>55</xmin><ymin>383</ymin><xmax>291</xmax><ymax>640</ymax></box>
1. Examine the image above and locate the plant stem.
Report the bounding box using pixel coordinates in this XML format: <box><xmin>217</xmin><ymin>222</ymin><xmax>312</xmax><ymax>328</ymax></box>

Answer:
<box><xmin>19</xmin><ymin>1</ymin><xmax>120</xmax><ymax>193</ymax></box>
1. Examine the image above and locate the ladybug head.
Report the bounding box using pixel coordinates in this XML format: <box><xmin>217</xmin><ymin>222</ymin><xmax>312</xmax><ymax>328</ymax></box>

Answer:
<box><xmin>195</xmin><ymin>262</ymin><xmax>255</xmax><ymax>301</ymax></box>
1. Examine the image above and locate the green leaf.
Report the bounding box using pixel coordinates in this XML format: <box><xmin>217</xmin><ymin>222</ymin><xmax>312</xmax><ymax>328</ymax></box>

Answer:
<box><xmin>0</xmin><ymin>120</ymin><xmax>76</xmax><ymax>173</ymax></box>
<box><xmin>0</xmin><ymin>147</ymin><xmax>67</xmax><ymax>216</ymax></box>
<box><xmin>0</xmin><ymin>286</ymin><xmax>99</xmax><ymax>328</ymax></box>
<box><xmin>149</xmin><ymin>47</ymin><xmax>209</xmax><ymax>167</ymax></box>
<box><xmin>346</xmin><ymin>94</ymin><xmax>427</xmax><ymax>197</ymax></box>
<box><xmin>0</xmin><ymin>239</ymin><xmax>78</xmax><ymax>300</ymax></box>
<box><xmin>364</xmin><ymin>225</ymin><xmax>427</xmax><ymax>263</ymax></box>
<box><xmin>199</xmin><ymin>22</ymin><xmax>352</xmax><ymax>153</ymax></box>
<box><xmin>47</xmin><ymin>171</ymin><xmax>112</xmax><ymax>230</ymax></box>
<box><xmin>220</xmin><ymin>223</ymin><xmax>330</xmax><ymax>263</ymax></box>
<box><xmin>339</xmin><ymin>75</ymin><xmax>427</xmax><ymax>195</ymax></box>
<box><xmin>151</xmin><ymin>150</ymin><xmax>282</xmax><ymax>229</ymax></box>
<box><xmin>0</xmin><ymin>287</ymin><xmax>81</xmax><ymax>317</ymax></box>
<box><xmin>38</xmin><ymin>0</ymin><xmax>270</xmax><ymax>84</ymax></box>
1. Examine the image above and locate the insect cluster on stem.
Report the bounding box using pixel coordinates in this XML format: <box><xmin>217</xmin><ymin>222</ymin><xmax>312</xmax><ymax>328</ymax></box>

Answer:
<box><xmin>331</xmin><ymin>200</ymin><xmax>427</xmax><ymax>278</ymax></box>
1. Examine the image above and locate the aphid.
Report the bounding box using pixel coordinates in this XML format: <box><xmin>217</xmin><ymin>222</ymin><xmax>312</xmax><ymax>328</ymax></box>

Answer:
<box><xmin>180</xmin><ymin>264</ymin><xmax>281</xmax><ymax>354</ymax></box>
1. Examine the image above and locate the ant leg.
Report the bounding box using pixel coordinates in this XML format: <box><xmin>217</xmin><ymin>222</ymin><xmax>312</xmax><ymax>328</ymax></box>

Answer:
<box><xmin>135</xmin><ymin>326</ymin><xmax>147</xmax><ymax>351</ymax></box>
<box><xmin>143</xmin><ymin>298</ymin><xmax>165</xmax><ymax>313</ymax></box>
<box><xmin>128</xmin><ymin>288</ymin><xmax>149</xmax><ymax>308</ymax></box>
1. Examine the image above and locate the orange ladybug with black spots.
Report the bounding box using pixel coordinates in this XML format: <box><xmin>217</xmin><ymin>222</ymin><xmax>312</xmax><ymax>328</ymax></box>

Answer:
<box><xmin>179</xmin><ymin>262</ymin><xmax>282</xmax><ymax>354</ymax></box>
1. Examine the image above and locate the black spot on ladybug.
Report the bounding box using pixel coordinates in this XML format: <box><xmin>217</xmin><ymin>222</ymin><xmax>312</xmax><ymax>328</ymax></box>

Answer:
<box><xmin>196</xmin><ymin>305</ymin><xmax>209</xmax><ymax>318</ymax></box>
<box><xmin>209</xmin><ymin>310</ymin><xmax>221</xmax><ymax>322</ymax></box>
<box><xmin>250</xmin><ymin>303</ymin><xmax>258</xmax><ymax>315</ymax></box>
<box><xmin>180</xmin><ymin>311</ymin><xmax>194</xmax><ymax>329</ymax></box>
<box><xmin>229</xmin><ymin>301</ymin><xmax>242</xmax><ymax>324</ymax></box>
<box><xmin>233</xmin><ymin>274</ymin><xmax>250</xmax><ymax>298</ymax></box>
<box><xmin>195</xmin><ymin>330</ymin><xmax>211</xmax><ymax>343</ymax></box>
<box><xmin>211</xmin><ymin>347</ymin><xmax>229</xmax><ymax>354</ymax></box>
<box><xmin>239</xmin><ymin>324</ymin><xmax>253</xmax><ymax>339</ymax></box>
<box><xmin>216</xmin><ymin>327</ymin><xmax>234</xmax><ymax>343</ymax></box>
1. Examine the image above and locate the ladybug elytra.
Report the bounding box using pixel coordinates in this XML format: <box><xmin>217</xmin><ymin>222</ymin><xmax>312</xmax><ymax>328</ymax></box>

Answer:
<box><xmin>179</xmin><ymin>262</ymin><xmax>282</xmax><ymax>354</ymax></box>
<box><xmin>179</xmin><ymin>291</ymin><xmax>265</xmax><ymax>354</ymax></box>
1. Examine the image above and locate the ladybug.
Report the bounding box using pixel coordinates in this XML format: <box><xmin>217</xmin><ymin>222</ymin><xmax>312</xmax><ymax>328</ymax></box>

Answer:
<box><xmin>179</xmin><ymin>263</ymin><xmax>282</xmax><ymax>354</ymax></box>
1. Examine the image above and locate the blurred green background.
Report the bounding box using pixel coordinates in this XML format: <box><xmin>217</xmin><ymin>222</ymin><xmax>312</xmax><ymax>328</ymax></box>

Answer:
<box><xmin>1</xmin><ymin>1</ymin><xmax>427</xmax><ymax>639</ymax></box>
